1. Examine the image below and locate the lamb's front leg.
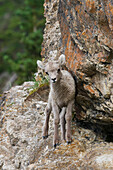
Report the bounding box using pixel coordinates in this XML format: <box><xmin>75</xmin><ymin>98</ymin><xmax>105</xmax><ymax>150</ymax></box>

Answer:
<box><xmin>52</xmin><ymin>101</ymin><xmax>60</xmax><ymax>148</ymax></box>
<box><xmin>65</xmin><ymin>100</ymin><xmax>73</xmax><ymax>144</ymax></box>
<box><xmin>43</xmin><ymin>102</ymin><xmax>52</xmax><ymax>139</ymax></box>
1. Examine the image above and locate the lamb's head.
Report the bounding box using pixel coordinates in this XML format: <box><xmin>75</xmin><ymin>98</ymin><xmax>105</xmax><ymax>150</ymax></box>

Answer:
<box><xmin>37</xmin><ymin>54</ymin><xmax>65</xmax><ymax>83</ymax></box>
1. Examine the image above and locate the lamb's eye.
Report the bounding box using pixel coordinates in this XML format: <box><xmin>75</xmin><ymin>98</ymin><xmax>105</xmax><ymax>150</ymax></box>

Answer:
<box><xmin>46</xmin><ymin>72</ymin><xmax>49</xmax><ymax>75</ymax></box>
<box><xmin>57</xmin><ymin>69</ymin><xmax>60</xmax><ymax>73</ymax></box>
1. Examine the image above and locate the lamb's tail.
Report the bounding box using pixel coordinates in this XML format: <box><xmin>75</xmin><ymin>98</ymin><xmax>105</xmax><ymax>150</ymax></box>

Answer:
<box><xmin>72</xmin><ymin>73</ymin><xmax>78</xmax><ymax>98</ymax></box>
<box><xmin>70</xmin><ymin>71</ymin><xmax>78</xmax><ymax>99</ymax></box>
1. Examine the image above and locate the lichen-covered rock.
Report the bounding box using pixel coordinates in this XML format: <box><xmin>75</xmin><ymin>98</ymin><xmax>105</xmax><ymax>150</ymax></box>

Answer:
<box><xmin>42</xmin><ymin>0</ymin><xmax>113</xmax><ymax>126</ymax></box>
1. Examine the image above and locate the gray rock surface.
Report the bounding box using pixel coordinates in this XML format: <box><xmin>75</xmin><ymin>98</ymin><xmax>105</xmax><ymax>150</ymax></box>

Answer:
<box><xmin>0</xmin><ymin>82</ymin><xmax>113</xmax><ymax>169</ymax></box>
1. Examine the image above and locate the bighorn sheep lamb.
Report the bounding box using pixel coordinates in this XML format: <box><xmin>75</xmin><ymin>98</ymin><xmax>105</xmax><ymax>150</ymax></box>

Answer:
<box><xmin>37</xmin><ymin>54</ymin><xmax>77</xmax><ymax>147</ymax></box>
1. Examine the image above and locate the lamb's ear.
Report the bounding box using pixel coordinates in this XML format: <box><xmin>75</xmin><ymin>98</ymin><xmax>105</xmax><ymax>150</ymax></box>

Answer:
<box><xmin>59</xmin><ymin>54</ymin><xmax>66</xmax><ymax>66</ymax></box>
<box><xmin>37</xmin><ymin>60</ymin><xmax>45</xmax><ymax>70</ymax></box>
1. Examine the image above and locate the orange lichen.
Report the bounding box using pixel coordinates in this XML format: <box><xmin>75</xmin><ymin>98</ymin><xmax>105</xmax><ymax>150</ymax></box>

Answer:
<box><xmin>84</xmin><ymin>84</ymin><xmax>95</xmax><ymax>94</ymax></box>
<box><xmin>65</xmin><ymin>9</ymin><xmax>68</xmax><ymax>16</ymax></box>
<box><xmin>41</xmin><ymin>47</ymin><xmax>45</xmax><ymax>57</ymax></box>
<box><xmin>86</xmin><ymin>0</ymin><xmax>96</xmax><ymax>13</ymax></box>
<box><xmin>107</xmin><ymin>3</ymin><xmax>113</xmax><ymax>15</ymax></box>
<box><xmin>95</xmin><ymin>52</ymin><xmax>107</xmax><ymax>63</ymax></box>
<box><xmin>79</xmin><ymin>72</ymin><xmax>85</xmax><ymax>79</ymax></box>
<box><xmin>102</xmin><ymin>71</ymin><xmax>108</xmax><ymax>75</ymax></box>
<box><xmin>62</xmin><ymin>20</ymin><xmax>85</xmax><ymax>73</ymax></box>
<box><xmin>84</xmin><ymin>84</ymin><xmax>100</xmax><ymax>97</ymax></box>
<box><xmin>6</xmin><ymin>98</ymin><xmax>8</xmax><ymax>102</ymax></box>
<box><xmin>107</xmin><ymin>65</ymin><xmax>111</xmax><ymax>70</ymax></box>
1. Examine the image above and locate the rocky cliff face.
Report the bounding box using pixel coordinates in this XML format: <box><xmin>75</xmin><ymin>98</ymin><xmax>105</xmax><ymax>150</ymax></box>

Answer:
<box><xmin>42</xmin><ymin>0</ymin><xmax>113</xmax><ymax>127</ymax></box>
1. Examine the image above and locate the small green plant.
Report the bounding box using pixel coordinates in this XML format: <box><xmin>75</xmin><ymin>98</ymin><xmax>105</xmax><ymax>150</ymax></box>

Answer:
<box><xmin>33</xmin><ymin>73</ymin><xmax>49</xmax><ymax>89</ymax></box>
<box><xmin>27</xmin><ymin>73</ymin><xmax>49</xmax><ymax>97</ymax></box>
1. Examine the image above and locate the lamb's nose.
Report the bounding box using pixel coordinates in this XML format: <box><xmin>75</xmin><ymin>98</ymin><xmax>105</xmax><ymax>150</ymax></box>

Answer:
<box><xmin>52</xmin><ymin>78</ymin><xmax>56</xmax><ymax>83</ymax></box>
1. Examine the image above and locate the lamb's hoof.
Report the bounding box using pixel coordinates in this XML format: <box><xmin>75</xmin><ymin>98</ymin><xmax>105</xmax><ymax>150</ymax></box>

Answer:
<box><xmin>67</xmin><ymin>141</ymin><xmax>71</xmax><ymax>145</ymax></box>
<box><xmin>54</xmin><ymin>143</ymin><xmax>60</xmax><ymax>148</ymax></box>
<box><xmin>43</xmin><ymin>135</ymin><xmax>48</xmax><ymax>139</ymax></box>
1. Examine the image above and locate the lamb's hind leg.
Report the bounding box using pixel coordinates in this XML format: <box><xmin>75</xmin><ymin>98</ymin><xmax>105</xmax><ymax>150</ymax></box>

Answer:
<box><xmin>65</xmin><ymin>100</ymin><xmax>73</xmax><ymax>144</ymax></box>
<box><xmin>60</xmin><ymin>107</ymin><xmax>66</xmax><ymax>142</ymax></box>
<box><xmin>42</xmin><ymin>102</ymin><xmax>52</xmax><ymax>139</ymax></box>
